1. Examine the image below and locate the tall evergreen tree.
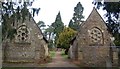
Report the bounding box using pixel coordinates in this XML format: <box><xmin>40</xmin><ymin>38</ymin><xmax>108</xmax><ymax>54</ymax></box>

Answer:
<box><xmin>68</xmin><ymin>19</ymin><xmax>74</xmax><ymax>30</ymax></box>
<box><xmin>51</xmin><ymin>11</ymin><xmax>64</xmax><ymax>46</ymax></box>
<box><xmin>52</xmin><ymin>12</ymin><xmax>64</xmax><ymax>35</ymax></box>
<box><xmin>69</xmin><ymin>2</ymin><xmax>84</xmax><ymax>31</ymax></box>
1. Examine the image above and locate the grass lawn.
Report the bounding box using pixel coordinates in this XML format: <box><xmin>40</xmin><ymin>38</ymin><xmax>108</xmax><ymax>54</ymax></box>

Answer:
<box><xmin>49</xmin><ymin>50</ymin><xmax>56</xmax><ymax>58</ymax></box>
<box><xmin>61</xmin><ymin>50</ymin><xmax>68</xmax><ymax>59</ymax></box>
<box><xmin>43</xmin><ymin>50</ymin><xmax>56</xmax><ymax>64</ymax></box>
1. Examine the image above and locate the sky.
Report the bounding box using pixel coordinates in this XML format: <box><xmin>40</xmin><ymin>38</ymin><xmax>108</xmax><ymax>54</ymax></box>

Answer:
<box><xmin>32</xmin><ymin>0</ymin><xmax>105</xmax><ymax>26</ymax></box>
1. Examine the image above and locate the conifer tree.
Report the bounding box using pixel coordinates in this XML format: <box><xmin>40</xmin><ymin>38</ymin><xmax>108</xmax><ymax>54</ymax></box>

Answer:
<box><xmin>51</xmin><ymin>12</ymin><xmax>64</xmax><ymax>46</ymax></box>
<box><xmin>69</xmin><ymin>2</ymin><xmax>84</xmax><ymax>31</ymax></box>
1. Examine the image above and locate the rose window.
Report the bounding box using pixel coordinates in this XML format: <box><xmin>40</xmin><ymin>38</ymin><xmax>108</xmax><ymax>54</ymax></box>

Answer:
<box><xmin>89</xmin><ymin>28</ymin><xmax>103</xmax><ymax>44</ymax></box>
<box><xmin>15</xmin><ymin>23</ymin><xmax>30</xmax><ymax>42</ymax></box>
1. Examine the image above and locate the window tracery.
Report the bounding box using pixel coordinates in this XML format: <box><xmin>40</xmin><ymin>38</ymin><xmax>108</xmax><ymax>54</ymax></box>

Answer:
<box><xmin>15</xmin><ymin>23</ymin><xmax>30</xmax><ymax>43</ymax></box>
<box><xmin>89</xmin><ymin>27</ymin><xmax>103</xmax><ymax>45</ymax></box>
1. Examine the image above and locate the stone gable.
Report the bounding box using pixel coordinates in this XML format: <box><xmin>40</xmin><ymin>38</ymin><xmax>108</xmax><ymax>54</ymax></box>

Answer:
<box><xmin>3</xmin><ymin>13</ymin><xmax>49</xmax><ymax>64</ymax></box>
<box><xmin>68</xmin><ymin>7</ymin><xmax>116</xmax><ymax>67</ymax></box>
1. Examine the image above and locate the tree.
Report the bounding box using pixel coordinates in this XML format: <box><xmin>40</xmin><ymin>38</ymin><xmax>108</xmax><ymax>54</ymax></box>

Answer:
<box><xmin>44</xmin><ymin>25</ymin><xmax>54</xmax><ymax>49</ymax></box>
<box><xmin>1</xmin><ymin>0</ymin><xmax>40</xmax><ymax>41</ymax></box>
<box><xmin>51</xmin><ymin>11</ymin><xmax>64</xmax><ymax>46</ymax></box>
<box><xmin>93</xmin><ymin>0</ymin><xmax>120</xmax><ymax>65</ymax></box>
<box><xmin>69</xmin><ymin>2</ymin><xmax>84</xmax><ymax>31</ymax></box>
<box><xmin>57</xmin><ymin>27</ymin><xmax>77</xmax><ymax>54</ymax></box>
<box><xmin>37</xmin><ymin>21</ymin><xmax>46</xmax><ymax>32</ymax></box>
<box><xmin>68</xmin><ymin>19</ymin><xmax>74</xmax><ymax>29</ymax></box>
<box><xmin>44</xmin><ymin>25</ymin><xmax>54</xmax><ymax>41</ymax></box>
<box><xmin>37</xmin><ymin>21</ymin><xmax>46</xmax><ymax>28</ymax></box>
<box><xmin>93</xmin><ymin>1</ymin><xmax>120</xmax><ymax>34</ymax></box>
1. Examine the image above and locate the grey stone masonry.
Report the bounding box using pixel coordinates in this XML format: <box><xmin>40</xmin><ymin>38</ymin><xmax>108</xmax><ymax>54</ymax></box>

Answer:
<box><xmin>2</xmin><ymin>13</ymin><xmax>49</xmax><ymax>63</ymax></box>
<box><xmin>68</xmin><ymin>7</ymin><xmax>118</xmax><ymax>67</ymax></box>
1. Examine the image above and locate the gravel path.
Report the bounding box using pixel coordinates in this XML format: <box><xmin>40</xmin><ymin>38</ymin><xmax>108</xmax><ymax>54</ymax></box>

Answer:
<box><xmin>46</xmin><ymin>51</ymin><xmax>78</xmax><ymax>67</ymax></box>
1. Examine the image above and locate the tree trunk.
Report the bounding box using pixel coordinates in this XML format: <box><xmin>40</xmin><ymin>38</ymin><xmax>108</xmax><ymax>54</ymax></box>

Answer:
<box><xmin>65</xmin><ymin>49</ymin><xmax>69</xmax><ymax>55</ymax></box>
<box><xmin>48</xmin><ymin>32</ymin><xmax>51</xmax><ymax>41</ymax></box>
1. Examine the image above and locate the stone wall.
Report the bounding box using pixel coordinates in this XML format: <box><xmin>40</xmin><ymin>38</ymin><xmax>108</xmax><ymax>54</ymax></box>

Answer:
<box><xmin>79</xmin><ymin>8</ymin><xmax>111</xmax><ymax>67</ymax></box>
<box><xmin>68</xmin><ymin>39</ymin><xmax>78</xmax><ymax>60</ymax></box>
<box><xmin>3</xmin><ymin>14</ymin><xmax>48</xmax><ymax>63</ymax></box>
<box><xmin>70</xmin><ymin>8</ymin><xmax>113</xmax><ymax>67</ymax></box>
<box><xmin>4</xmin><ymin>43</ymin><xmax>35</xmax><ymax>62</ymax></box>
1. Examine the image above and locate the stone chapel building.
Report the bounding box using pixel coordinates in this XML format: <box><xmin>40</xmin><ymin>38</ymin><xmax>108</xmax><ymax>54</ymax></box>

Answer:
<box><xmin>68</xmin><ymin>7</ymin><xmax>118</xmax><ymax>67</ymax></box>
<box><xmin>2</xmin><ymin>13</ymin><xmax>49</xmax><ymax>64</ymax></box>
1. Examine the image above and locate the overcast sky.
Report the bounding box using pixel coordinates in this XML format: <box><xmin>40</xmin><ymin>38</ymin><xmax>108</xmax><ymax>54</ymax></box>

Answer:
<box><xmin>32</xmin><ymin>0</ymin><xmax>105</xmax><ymax>26</ymax></box>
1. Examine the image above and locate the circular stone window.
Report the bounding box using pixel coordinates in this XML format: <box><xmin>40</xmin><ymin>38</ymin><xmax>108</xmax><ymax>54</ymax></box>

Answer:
<box><xmin>16</xmin><ymin>23</ymin><xmax>30</xmax><ymax>42</ymax></box>
<box><xmin>89</xmin><ymin>27</ymin><xmax>103</xmax><ymax>45</ymax></box>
